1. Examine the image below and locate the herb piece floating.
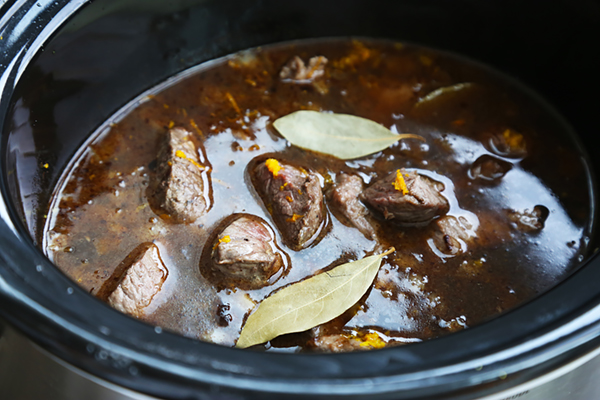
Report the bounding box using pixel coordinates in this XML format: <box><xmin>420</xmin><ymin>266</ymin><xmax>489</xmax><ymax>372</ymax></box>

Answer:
<box><xmin>415</xmin><ymin>82</ymin><xmax>473</xmax><ymax>107</ymax></box>
<box><xmin>236</xmin><ymin>248</ymin><xmax>395</xmax><ymax>348</ymax></box>
<box><xmin>273</xmin><ymin>110</ymin><xmax>423</xmax><ymax>160</ymax></box>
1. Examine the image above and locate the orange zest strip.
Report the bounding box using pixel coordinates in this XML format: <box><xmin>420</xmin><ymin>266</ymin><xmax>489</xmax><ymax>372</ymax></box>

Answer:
<box><xmin>214</xmin><ymin>235</ymin><xmax>231</xmax><ymax>250</ymax></box>
<box><xmin>358</xmin><ymin>332</ymin><xmax>386</xmax><ymax>349</ymax></box>
<box><xmin>286</xmin><ymin>214</ymin><xmax>303</xmax><ymax>223</ymax></box>
<box><xmin>265</xmin><ymin>159</ymin><xmax>282</xmax><ymax>177</ymax></box>
<box><xmin>175</xmin><ymin>150</ymin><xmax>204</xmax><ymax>170</ymax></box>
<box><xmin>189</xmin><ymin>118</ymin><xmax>203</xmax><ymax>136</ymax></box>
<box><xmin>393</xmin><ymin>169</ymin><xmax>409</xmax><ymax>195</ymax></box>
<box><xmin>225</xmin><ymin>92</ymin><xmax>242</xmax><ymax>114</ymax></box>
<box><xmin>219</xmin><ymin>235</ymin><xmax>231</xmax><ymax>244</ymax></box>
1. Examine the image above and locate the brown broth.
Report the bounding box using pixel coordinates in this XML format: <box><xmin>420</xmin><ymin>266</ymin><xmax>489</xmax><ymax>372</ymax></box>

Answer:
<box><xmin>43</xmin><ymin>38</ymin><xmax>593</xmax><ymax>351</ymax></box>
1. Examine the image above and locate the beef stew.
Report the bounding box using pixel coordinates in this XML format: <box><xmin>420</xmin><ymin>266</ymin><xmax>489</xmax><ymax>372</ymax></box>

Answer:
<box><xmin>43</xmin><ymin>38</ymin><xmax>594</xmax><ymax>352</ymax></box>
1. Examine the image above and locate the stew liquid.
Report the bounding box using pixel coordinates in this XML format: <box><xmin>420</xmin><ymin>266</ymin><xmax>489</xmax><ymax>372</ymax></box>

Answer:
<box><xmin>43</xmin><ymin>38</ymin><xmax>593</xmax><ymax>351</ymax></box>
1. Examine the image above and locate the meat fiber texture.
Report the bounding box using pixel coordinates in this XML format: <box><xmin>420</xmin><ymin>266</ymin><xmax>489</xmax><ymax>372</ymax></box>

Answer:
<box><xmin>100</xmin><ymin>243</ymin><xmax>168</xmax><ymax>318</ymax></box>
<box><xmin>151</xmin><ymin>127</ymin><xmax>207</xmax><ymax>223</ymax></box>
<box><xmin>253</xmin><ymin>160</ymin><xmax>326</xmax><ymax>250</ymax></box>
<box><xmin>280</xmin><ymin>55</ymin><xmax>328</xmax><ymax>83</ymax></box>
<box><xmin>212</xmin><ymin>215</ymin><xmax>283</xmax><ymax>289</ymax></box>
<box><xmin>431</xmin><ymin>215</ymin><xmax>475</xmax><ymax>255</ymax></box>
<box><xmin>330</xmin><ymin>174</ymin><xmax>376</xmax><ymax>239</ymax></box>
<box><xmin>362</xmin><ymin>169</ymin><xmax>449</xmax><ymax>225</ymax></box>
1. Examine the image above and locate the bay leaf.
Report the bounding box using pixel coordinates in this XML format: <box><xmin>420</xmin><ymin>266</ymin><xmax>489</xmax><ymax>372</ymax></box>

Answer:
<box><xmin>273</xmin><ymin>110</ymin><xmax>423</xmax><ymax>160</ymax></box>
<box><xmin>415</xmin><ymin>82</ymin><xmax>473</xmax><ymax>106</ymax></box>
<box><xmin>236</xmin><ymin>248</ymin><xmax>395</xmax><ymax>348</ymax></box>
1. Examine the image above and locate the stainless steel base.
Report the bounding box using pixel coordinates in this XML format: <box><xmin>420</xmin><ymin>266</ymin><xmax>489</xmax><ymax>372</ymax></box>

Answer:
<box><xmin>0</xmin><ymin>320</ymin><xmax>157</xmax><ymax>400</ymax></box>
<box><xmin>480</xmin><ymin>347</ymin><xmax>600</xmax><ymax>400</ymax></box>
<box><xmin>2</xmin><ymin>318</ymin><xmax>600</xmax><ymax>400</ymax></box>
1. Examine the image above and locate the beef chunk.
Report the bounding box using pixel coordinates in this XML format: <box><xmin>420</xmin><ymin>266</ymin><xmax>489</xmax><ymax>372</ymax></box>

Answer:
<box><xmin>311</xmin><ymin>334</ymin><xmax>365</xmax><ymax>352</ymax></box>
<box><xmin>330</xmin><ymin>174</ymin><xmax>376</xmax><ymax>239</ymax></box>
<box><xmin>361</xmin><ymin>169</ymin><xmax>449</xmax><ymax>225</ymax></box>
<box><xmin>508</xmin><ymin>205</ymin><xmax>549</xmax><ymax>232</ymax></box>
<box><xmin>430</xmin><ymin>215</ymin><xmax>475</xmax><ymax>256</ymax></box>
<box><xmin>98</xmin><ymin>243</ymin><xmax>168</xmax><ymax>318</ymax></box>
<box><xmin>150</xmin><ymin>127</ymin><xmax>208</xmax><ymax>223</ymax></box>
<box><xmin>212</xmin><ymin>215</ymin><xmax>284</xmax><ymax>289</ymax></box>
<box><xmin>488</xmin><ymin>128</ymin><xmax>527</xmax><ymax>158</ymax></box>
<box><xmin>253</xmin><ymin>159</ymin><xmax>326</xmax><ymax>250</ymax></box>
<box><xmin>431</xmin><ymin>210</ymin><xmax>525</xmax><ymax>259</ymax></box>
<box><xmin>469</xmin><ymin>155</ymin><xmax>512</xmax><ymax>182</ymax></box>
<box><xmin>280</xmin><ymin>55</ymin><xmax>328</xmax><ymax>82</ymax></box>
<box><xmin>310</xmin><ymin>332</ymin><xmax>402</xmax><ymax>352</ymax></box>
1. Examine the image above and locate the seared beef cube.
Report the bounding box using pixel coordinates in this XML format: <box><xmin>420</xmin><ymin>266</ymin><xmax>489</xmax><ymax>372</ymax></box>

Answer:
<box><xmin>361</xmin><ymin>169</ymin><xmax>449</xmax><ymax>225</ymax></box>
<box><xmin>253</xmin><ymin>159</ymin><xmax>326</xmax><ymax>250</ymax></box>
<box><xmin>431</xmin><ymin>210</ymin><xmax>523</xmax><ymax>260</ymax></box>
<box><xmin>212</xmin><ymin>215</ymin><xmax>284</xmax><ymax>290</ymax></box>
<box><xmin>151</xmin><ymin>127</ymin><xmax>208</xmax><ymax>223</ymax></box>
<box><xmin>330</xmin><ymin>174</ymin><xmax>376</xmax><ymax>239</ymax></box>
<box><xmin>431</xmin><ymin>216</ymin><xmax>475</xmax><ymax>256</ymax></box>
<box><xmin>98</xmin><ymin>243</ymin><xmax>168</xmax><ymax>318</ymax></box>
<box><xmin>310</xmin><ymin>332</ymin><xmax>400</xmax><ymax>352</ymax></box>
<box><xmin>311</xmin><ymin>334</ymin><xmax>365</xmax><ymax>352</ymax></box>
<box><xmin>508</xmin><ymin>205</ymin><xmax>549</xmax><ymax>232</ymax></box>
<box><xmin>280</xmin><ymin>55</ymin><xmax>328</xmax><ymax>82</ymax></box>
<box><xmin>488</xmin><ymin>128</ymin><xmax>527</xmax><ymax>158</ymax></box>
<box><xmin>469</xmin><ymin>155</ymin><xmax>512</xmax><ymax>182</ymax></box>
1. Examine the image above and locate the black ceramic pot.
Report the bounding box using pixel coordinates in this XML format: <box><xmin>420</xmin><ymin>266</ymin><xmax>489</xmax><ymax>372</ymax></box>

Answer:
<box><xmin>1</xmin><ymin>1</ymin><xmax>600</xmax><ymax>399</ymax></box>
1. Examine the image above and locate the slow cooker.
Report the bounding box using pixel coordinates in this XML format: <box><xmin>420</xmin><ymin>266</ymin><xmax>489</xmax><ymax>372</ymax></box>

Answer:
<box><xmin>1</xmin><ymin>1</ymin><xmax>600</xmax><ymax>399</ymax></box>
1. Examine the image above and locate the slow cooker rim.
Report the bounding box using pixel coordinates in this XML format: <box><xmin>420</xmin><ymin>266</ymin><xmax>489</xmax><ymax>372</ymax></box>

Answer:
<box><xmin>2</xmin><ymin>0</ymin><xmax>600</xmax><ymax>399</ymax></box>
<box><xmin>3</xmin><ymin>220</ymin><xmax>600</xmax><ymax>398</ymax></box>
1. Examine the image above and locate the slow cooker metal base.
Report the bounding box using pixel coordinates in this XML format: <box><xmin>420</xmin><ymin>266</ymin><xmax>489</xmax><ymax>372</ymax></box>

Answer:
<box><xmin>3</xmin><ymin>317</ymin><xmax>600</xmax><ymax>400</ymax></box>
<box><xmin>0</xmin><ymin>319</ymin><xmax>157</xmax><ymax>400</ymax></box>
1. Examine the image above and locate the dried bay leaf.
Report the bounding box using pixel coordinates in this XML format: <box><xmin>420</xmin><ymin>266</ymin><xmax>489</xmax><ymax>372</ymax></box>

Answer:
<box><xmin>236</xmin><ymin>248</ymin><xmax>395</xmax><ymax>348</ymax></box>
<box><xmin>273</xmin><ymin>110</ymin><xmax>422</xmax><ymax>160</ymax></box>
